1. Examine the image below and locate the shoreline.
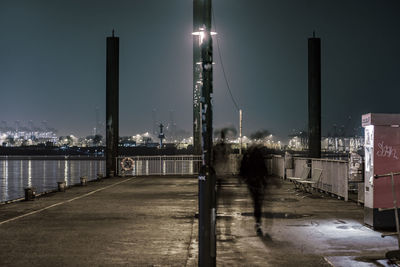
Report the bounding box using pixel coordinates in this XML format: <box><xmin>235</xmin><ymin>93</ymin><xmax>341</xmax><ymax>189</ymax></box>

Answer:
<box><xmin>0</xmin><ymin>155</ymin><xmax>104</xmax><ymax>160</ymax></box>
<box><xmin>0</xmin><ymin>174</ymin><xmax>105</xmax><ymax>205</ymax></box>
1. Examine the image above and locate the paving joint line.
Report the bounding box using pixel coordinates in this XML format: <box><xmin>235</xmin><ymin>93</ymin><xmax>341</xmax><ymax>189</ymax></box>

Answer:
<box><xmin>0</xmin><ymin>177</ymin><xmax>140</xmax><ymax>226</ymax></box>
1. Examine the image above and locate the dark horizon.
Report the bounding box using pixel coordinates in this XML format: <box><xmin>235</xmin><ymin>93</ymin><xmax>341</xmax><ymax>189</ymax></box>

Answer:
<box><xmin>1</xmin><ymin>0</ymin><xmax>400</xmax><ymax>141</ymax></box>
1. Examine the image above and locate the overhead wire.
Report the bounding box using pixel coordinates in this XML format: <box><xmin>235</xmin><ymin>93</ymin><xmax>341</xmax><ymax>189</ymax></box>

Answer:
<box><xmin>212</xmin><ymin>8</ymin><xmax>241</xmax><ymax>112</ymax></box>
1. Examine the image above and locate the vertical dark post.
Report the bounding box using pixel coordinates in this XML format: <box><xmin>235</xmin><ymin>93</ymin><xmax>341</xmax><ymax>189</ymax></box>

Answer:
<box><xmin>198</xmin><ymin>0</ymin><xmax>216</xmax><ymax>266</ymax></box>
<box><xmin>106</xmin><ymin>30</ymin><xmax>119</xmax><ymax>177</ymax></box>
<box><xmin>308</xmin><ymin>33</ymin><xmax>321</xmax><ymax>158</ymax></box>
<box><xmin>193</xmin><ymin>0</ymin><xmax>202</xmax><ymax>154</ymax></box>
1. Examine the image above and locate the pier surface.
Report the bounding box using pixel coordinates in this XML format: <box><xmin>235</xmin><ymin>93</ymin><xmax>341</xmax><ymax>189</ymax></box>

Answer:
<box><xmin>0</xmin><ymin>176</ymin><xmax>397</xmax><ymax>266</ymax></box>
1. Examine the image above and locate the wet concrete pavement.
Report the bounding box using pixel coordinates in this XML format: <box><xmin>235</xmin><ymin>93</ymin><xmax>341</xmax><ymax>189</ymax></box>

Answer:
<box><xmin>0</xmin><ymin>176</ymin><xmax>398</xmax><ymax>266</ymax></box>
<box><xmin>215</xmin><ymin>177</ymin><xmax>398</xmax><ymax>266</ymax></box>
<box><xmin>0</xmin><ymin>177</ymin><xmax>197</xmax><ymax>266</ymax></box>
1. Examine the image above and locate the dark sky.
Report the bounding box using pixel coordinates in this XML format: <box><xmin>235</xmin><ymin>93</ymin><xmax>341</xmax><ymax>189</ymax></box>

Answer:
<box><xmin>1</xmin><ymin>0</ymin><xmax>400</xmax><ymax>141</ymax></box>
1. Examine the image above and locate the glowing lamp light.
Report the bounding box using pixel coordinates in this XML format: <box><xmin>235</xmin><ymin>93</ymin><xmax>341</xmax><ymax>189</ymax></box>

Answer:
<box><xmin>192</xmin><ymin>30</ymin><xmax>218</xmax><ymax>45</ymax></box>
<box><xmin>196</xmin><ymin>62</ymin><xmax>216</xmax><ymax>65</ymax></box>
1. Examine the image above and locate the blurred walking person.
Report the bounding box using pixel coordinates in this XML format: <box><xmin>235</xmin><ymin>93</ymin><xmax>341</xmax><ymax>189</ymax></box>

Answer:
<box><xmin>239</xmin><ymin>145</ymin><xmax>269</xmax><ymax>236</ymax></box>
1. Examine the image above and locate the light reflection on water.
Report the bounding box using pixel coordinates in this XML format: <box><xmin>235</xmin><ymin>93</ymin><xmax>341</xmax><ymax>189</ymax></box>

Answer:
<box><xmin>0</xmin><ymin>159</ymin><xmax>105</xmax><ymax>202</ymax></box>
<box><xmin>28</xmin><ymin>160</ymin><xmax>32</xmax><ymax>187</ymax></box>
<box><xmin>2</xmin><ymin>161</ymin><xmax>8</xmax><ymax>201</ymax></box>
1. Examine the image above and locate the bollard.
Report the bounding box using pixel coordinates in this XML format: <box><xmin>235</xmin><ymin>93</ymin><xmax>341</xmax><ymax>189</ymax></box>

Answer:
<box><xmin>97</xmin><ymin>173</ymin><xmax>104</xmax><ymax>180</ymax></box>
<box><xmin>24</xmin><ymin>187</ymin><xmax>36</xmax><ymax>201</ymax></box>
<box><xmin>80</xmin><ymin>176</ymin><xmax>87</xmax><ymax>186</ymax></box>
<box><xmin>109</xmin><ymin>171</ymin><xmax>114</xmax><ymax>178</ymax></box>
<box><xmin>57</xmin><ymin>181</ymin><xmax>66</xmax><ymax>192</ymax></box>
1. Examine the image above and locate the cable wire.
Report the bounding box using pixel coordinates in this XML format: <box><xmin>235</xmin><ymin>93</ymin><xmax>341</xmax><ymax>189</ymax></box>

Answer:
<box><xmin>212</xmin><ymin>8</ymin><xmax>241</xmax><ymax>112</ymax></box>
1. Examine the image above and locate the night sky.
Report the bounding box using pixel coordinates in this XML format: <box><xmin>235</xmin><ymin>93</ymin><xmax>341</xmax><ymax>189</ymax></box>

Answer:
<box><xmin>1</xmin><ymin>0</ymin><xmax>400</xmax><ymax>141</ymax></box>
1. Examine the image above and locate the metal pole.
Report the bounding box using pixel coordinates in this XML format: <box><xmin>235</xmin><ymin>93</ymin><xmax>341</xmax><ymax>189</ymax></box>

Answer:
<box><xmin>375</xmin><ymin>172</ymin><xmax>400</xmax><ymax>178</ymax></box>
<box><xmin>198</xmin><ymin>0</ymin><xmax>216</xmax><ymax>265</ymax></box>
<box><xmin>390</xmin><ymin>173</ymin><xmax>400</xmax><ymax>249</ymax></box>
<box><xmin>239</xmin><ymin>109</ymin><xmax>243</xmax><ymax>155</ymax></box>
<box><xmin>106</xmin><ymin>30</ymin><xmax>119</xmax><ymax>177</ymax></box>
<box><xmin>160</xmin><ymin>156</ymin><xmax>162</xmax><ymax>175</ymax></box>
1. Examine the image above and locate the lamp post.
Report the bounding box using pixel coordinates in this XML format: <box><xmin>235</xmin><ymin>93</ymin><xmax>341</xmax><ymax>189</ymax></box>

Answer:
<box><xmin>239</xmin><ymin>109</ymin><xmax>243</xmax><ymax>155</ymax></box>
<box><xmin>194</xmin><ymin>0</ymin><xmax>216</xmax><ymax>266</ymax></box>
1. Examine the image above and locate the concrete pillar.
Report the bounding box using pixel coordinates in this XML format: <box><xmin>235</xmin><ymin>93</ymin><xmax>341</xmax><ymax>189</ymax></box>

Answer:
<box><xmin>106</xmin><ymin>31</ymin><xmax>119</xmax><ymax>177</ymax></box>
<box><xmin>308</xmin><ymin>33</ymin><xmax>321</xmax><ymax>158</ymax></box>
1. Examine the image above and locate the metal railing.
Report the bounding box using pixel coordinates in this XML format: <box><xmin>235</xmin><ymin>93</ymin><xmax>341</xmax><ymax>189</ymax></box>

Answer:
<box><xmin>312</xmin><ymin>158</ymin><xmax>349</xmax><ymax>201</ymax></box>
<box><xmin>116</xmin><ymin>155</ymin><xmax>202</xmax><ymax>176</ymax></box>
<box><xmin>279</xmin><ymin>156</ymin><xmax>350</xmax><ymax>201</ymax></box>
<box><xmin>293</xmin><ymin>157</ymin><xmax>308</xmax><ymax>178</ymax></box>
<box><xmin>116</xmin><ymin>154</ymin><xmax>242</xmax><ymax>177</ymax></box>
<box><xmin>269</xmin><ymin>155</ymin><xmax>285</xmax><ymax>178</ymax></box>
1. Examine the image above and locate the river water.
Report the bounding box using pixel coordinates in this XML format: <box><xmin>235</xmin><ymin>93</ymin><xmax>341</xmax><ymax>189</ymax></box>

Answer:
<box><xmin>0</xmin><ymin>157</ymin><xmax>105</xmax><ymax>203</ymax></box>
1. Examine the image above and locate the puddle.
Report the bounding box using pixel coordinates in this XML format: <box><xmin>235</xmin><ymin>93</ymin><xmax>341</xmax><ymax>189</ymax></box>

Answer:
<box><xmin>266</xmin><ymin>198</ymin><xmax>299</xmax><ymax>202</ymax></box>
<box><xmin>286</xmin><ymin>224</ymin><xmax>313</xmax><ymax>227</ymax></box>
<box><xmin>326</xmin><ymin>256</ymin><xmax>395</xmax><ymax>267</ymax></box>
<box><xmin>171</xmin><ymin>215</ymin><xmax>195</xmax><ymax>220</ymax></box>
<box><xmin>217</xmin><ymin>215</ymin><xmax>234</xmax><ymax>220</ymax></box>
<box><xmin>241</xmin><ymin>212</ymin><xmax>312</xmax><ymax>219</ymax></box>
<box><xmin>305</xmin><ymin>194</ymin><xmax>324</xmax><ymax>199</ymax></box>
